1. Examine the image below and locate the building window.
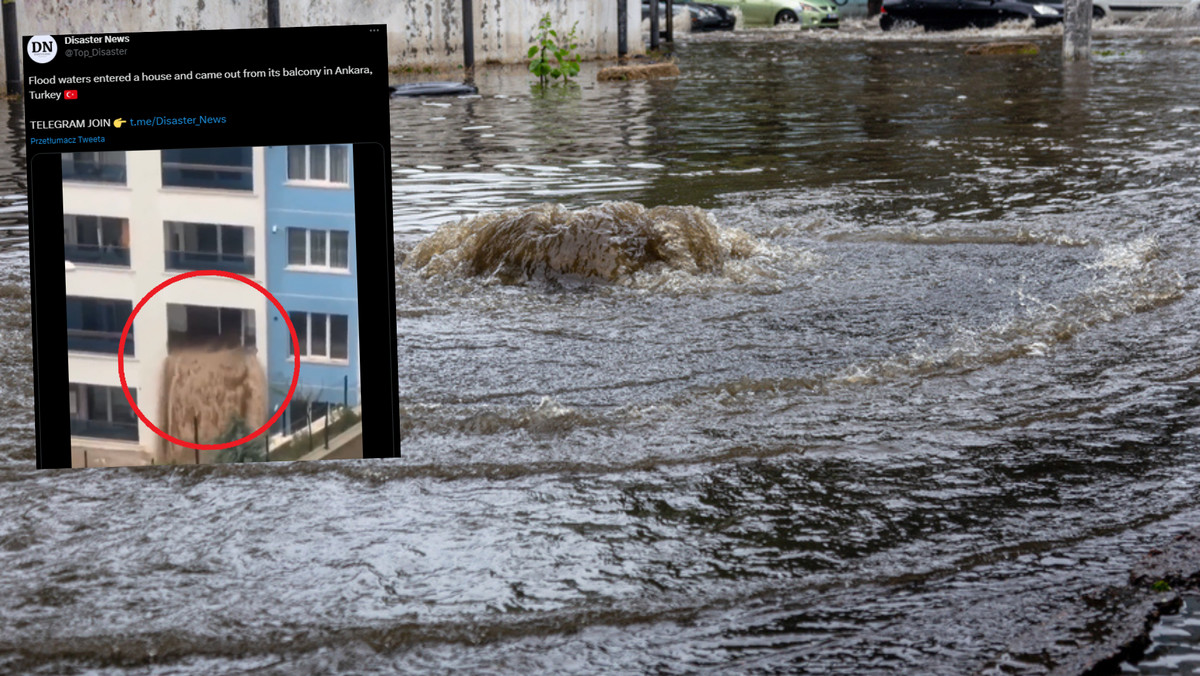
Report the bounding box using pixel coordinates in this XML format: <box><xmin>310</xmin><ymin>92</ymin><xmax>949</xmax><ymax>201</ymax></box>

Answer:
<box><xmin>330</xmin><ymin>231</ymin><xmax>349</xmax><ymax>268</ymax></box>
<box><xmin>286</xmin><ymin>311</ymin><xmax>349</xmax><ymax>361</ymax></box>
<box><xmin>69</xmin><ymin>383</ymin><xmax>139</xmax><ymax>441</ymax></box>
<box><xmin>167</xmin><ymin>304</ymin><xmax>256</xmax><ymax>352</ymax></box>
<box><xmin>64</xmin><ymin>215</ymin><xmax>130</xmax><ymax>267</ymax></box>
<box><xmin>164</xmin><ymin>221</ymin><xmax>254</xmax><ymax>274</ymax></box>
<box><xmin>286</xmin><ymin>145</ymin><xmax>350</xmax><ymax>185</ymax></box>
<box><xmin>161</xmin><ymin>147</ymin><xmax>252</xmax><ymax>191</ymax></box>
<box><xmin>286</xmin><ymin>227</ymin><xmax>350</xmax><ymax>270</ymax></box>
<box><xmin>66</xmin><ymin>296</ymin><xmax>133</xmax><ymax>355</ymax></box>
<box><xmin>330</xmin><ymin>315</ymin><xmax>348</xmax><ymax>360</ymax></box>
<box><xmin>61</xmin><ymin>151</ymin><xmax>126</xmax><ymax>183</ymax></box>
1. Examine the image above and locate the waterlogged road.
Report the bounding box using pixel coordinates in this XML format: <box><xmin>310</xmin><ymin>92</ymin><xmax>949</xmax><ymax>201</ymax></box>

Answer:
<box><xmin>2</xmin><ymin>18</ymin><xmax>1200</xmax><ymax>674</ymax></box>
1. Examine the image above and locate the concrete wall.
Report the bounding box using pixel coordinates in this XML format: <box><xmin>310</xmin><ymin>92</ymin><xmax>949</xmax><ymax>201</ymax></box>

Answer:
<box><xmin>3</xmin><ymin>0</ymin><xmax>642</xmax><ymax>92</ymax></box>
<box><xmin>279</xmin><ymin>0</ymin><xmax>636</xmax><ymax>66</ymax></box>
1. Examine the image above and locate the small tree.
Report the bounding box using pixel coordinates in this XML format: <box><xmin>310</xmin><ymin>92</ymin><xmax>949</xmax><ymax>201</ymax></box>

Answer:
<box><xmin>214</xmin><ymin>416</ymin><xmax>268</xmax><ymax>463</ymax></box>
<box><xmin>528</xmin><ymin>14</ymin><xmax>581</xmax><ymax>87</ymax></box>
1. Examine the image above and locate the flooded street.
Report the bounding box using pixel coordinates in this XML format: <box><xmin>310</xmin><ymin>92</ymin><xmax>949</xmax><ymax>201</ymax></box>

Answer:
<box><xmin>3</xmin><ymin>18</ymin><xmax>1200</xmax><ymax>673</ymax></box>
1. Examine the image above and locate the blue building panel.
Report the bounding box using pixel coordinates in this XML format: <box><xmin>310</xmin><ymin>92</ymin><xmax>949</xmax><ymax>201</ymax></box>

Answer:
<box><xmin>264</xmin><ymin>145</ymin><xmax>360</xmax><ymax>434</ymax></box>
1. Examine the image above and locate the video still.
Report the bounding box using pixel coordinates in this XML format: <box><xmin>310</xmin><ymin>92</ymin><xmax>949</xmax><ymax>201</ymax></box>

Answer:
<box><xmin>62</xmin><ymin>145</ymin><xmax>363</xmax><ymax>467</ymax></box>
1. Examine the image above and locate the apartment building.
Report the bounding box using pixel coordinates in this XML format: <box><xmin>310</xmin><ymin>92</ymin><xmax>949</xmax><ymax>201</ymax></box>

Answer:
<box><xmin>264</xmin><ymin>144</ymin><xmax>360</xmax><ymax>436</ymax></box>
<box><xmin>63</xmin><ymin>147</ymin><xmax>269</xmax><ymax>466</ymax></box>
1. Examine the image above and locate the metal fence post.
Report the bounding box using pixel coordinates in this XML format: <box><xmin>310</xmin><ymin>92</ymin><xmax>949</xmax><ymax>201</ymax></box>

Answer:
<box><xmin>650</xmin><ymin>0</ymin><xmax>660</xmax><ymax>51</ymax></box>
<box><xmin>462</xmin><ymin>0</ymin><xmax>475</xmax><ymax>78</ymax></box>
<box><xmin>618</xmin><ymin>0</ymin><xmax>628</xmax><ymax>57</ymax></box>
<box><xmin>2</xmin><ymin>0</ymin><xmax>20</xmax><ymax>95</ymax></box>
<box><xmin>666</xmin><ymin>0</ymin><xmax>674</xmax><ymax>43</ymax></box>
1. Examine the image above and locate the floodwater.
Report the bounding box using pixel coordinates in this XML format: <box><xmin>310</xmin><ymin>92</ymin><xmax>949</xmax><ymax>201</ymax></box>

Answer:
<box><xmin>1137</xmin><ymin>595</ymin><xmax>1200</xmax><ymax>674</ymax></box>
<box><xmin>2</xmin><ymin>16</ymin><xmax>1200</xmax><ymax>674</ymax></box>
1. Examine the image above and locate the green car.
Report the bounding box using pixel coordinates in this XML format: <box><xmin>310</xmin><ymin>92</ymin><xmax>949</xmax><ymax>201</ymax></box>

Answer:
<box><xmin>705</xmin><ymin>0</ymin><xmax>841</xmax><ymax>27</ymax></box>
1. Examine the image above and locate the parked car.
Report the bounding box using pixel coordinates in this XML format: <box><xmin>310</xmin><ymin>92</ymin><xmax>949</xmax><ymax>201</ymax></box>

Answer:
<box><xmin>703</xmin><ymin>0</ymin><xmax>841</xmax><ymax>27</ymax></box>
<box><xmin>1091</xmin><ymin>0</ymin><xmax>1199</xmax><ymax>20</ymax></box>
<box><xmin>879</xmin><ymin>0</ymin><xmax>1063</xmax><ymax>30</ymax></box>
<box><xmin>642</xmin><ymin>1</ymin><xmax>738</xmax><ymax>32</ymax></box>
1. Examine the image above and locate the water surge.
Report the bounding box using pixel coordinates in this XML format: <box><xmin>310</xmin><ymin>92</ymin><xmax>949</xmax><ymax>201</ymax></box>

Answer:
<box><xmin>161</xmin><ymin>348</ymin><xmax>267</xmax><ymax>458</ymax></box>
<box><xmin>404</xmin><ymin>202</ymin><xmax>768</xmax><ymax>284</ymax></box>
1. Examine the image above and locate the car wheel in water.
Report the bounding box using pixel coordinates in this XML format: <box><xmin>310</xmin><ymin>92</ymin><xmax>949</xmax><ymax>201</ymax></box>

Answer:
<box><xmin>776</xmin><ymin>9</ymin><xmax>800</xmax><ymax>24</ymax></box>
<box><xmin>879</xmin><ymin>14</ymin><xmax>895</xmax><ymax>30</ymax></box>
<box><xmin>1093</xmin><ymin>5</ymin><xmax>1105</xmax><ymax>18</ymax></box>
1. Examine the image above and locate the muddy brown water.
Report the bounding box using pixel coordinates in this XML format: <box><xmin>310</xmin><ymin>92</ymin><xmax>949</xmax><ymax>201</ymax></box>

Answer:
<box><xmin>161</xmin><ymin>348</ymin><xmax>267</xmax><ymax>459</ymax></box>
<box><xmin>2</xmin><ymin>18</ymin><xmax>1200</xmax><ymax>674</ymax></box>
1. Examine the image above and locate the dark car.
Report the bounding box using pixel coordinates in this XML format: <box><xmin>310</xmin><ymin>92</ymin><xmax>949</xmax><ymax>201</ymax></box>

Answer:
<box><xmin>642</xmin><ymin>1</ymin><xmax>738</xmax><ymax>32</ymax></box>
<box><xmin>879</xmin><ymin>0</ymin><xmax>1063</xmax><ymax>30</ymax></box>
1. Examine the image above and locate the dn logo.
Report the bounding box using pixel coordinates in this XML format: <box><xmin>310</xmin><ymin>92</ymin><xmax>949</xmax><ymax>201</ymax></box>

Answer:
<box><xmin>27</xmin><ymin>35</ymin><xmax>57</xmax><ymax>64</ymax></box>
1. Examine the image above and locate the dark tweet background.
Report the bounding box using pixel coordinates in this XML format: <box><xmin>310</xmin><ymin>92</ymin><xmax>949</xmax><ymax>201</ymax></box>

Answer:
<box><xmin>24</xmin><ymin>26</ymin><xmax>399</xmax><ymax>467</ymax></box>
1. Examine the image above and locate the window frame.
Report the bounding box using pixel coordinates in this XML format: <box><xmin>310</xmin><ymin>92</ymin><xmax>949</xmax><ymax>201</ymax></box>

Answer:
<box><xmin>63</xmin><ymin>214</ymin><xmax>130</xmax><ymax>267</ymax></box>
<box><xmin>164</xmin><ymin>221</ymin><xmax>255</xmax><ymax>274</ymax></box>
<box><xmin>285</xmin><ymin>144</ymin><xmax>350</xmax><ymax>187</ymax></box>
<box><xmin>66</xmin><ymin>296</ymin><xmax>134</xmax><ymax>356</ymax></box>
<box><xmin>77</xmin><ymin>383</ymin><xmax>137</xmax><ymax>425</ymax></box>
<box><xmin>286</xmin><ymin>310</ymin><xmax>350</xmax><ymax>363</ymax></box>
<box><xmin>160</xmin><ymin>147</ymin><xmax>253</xmax><ymax>192</ymax></box>
<box><xmin>69</xmin><ymin>383</ymin><xmax>139</xmax><ymax>442</ymax></box>
<box><xmin>61</xmin><ymin>151</ymin><xmax>128</xmax><ymax>184</ymax></box>
<box><xmin>284</xmin><ymin>227</ymin><xmax>350</xmax><ymax>272</ymax></box>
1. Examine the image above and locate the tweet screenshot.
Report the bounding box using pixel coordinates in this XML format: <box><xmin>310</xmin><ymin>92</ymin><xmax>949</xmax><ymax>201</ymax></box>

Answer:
<box><xmin>23</xmin><ymin>26</ymin><xmax>401</xmax><ymax>469</ymax></box>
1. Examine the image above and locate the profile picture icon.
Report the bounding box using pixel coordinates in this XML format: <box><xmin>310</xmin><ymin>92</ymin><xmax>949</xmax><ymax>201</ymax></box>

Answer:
<box><xmin>27</xmin><ymin>35</ymin><xmax>58</xmax><ymax>64</ymax></box>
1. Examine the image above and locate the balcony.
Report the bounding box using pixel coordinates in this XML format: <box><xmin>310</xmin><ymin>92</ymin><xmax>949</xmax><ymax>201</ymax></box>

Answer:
<box><xmin>165</xmin><ymin>250</ymin><xmax>254</xmax><ymax>274</ymax></box>
<box><xmin>62</xmin><ymin>152</ymin><xmax>127</xmax><ymax>184</ymax></box>
<box><xmin>66</xmin><ymin>297</ymin><xmax>134</xmax><ymax>356</ymax></box>
<box><xmin>71</xmin><ymin>418</ymin><xmax>139</xmax><ymax>442</ymax></box>
<box><xmin>166</xmin><ymin>304</ymin><xmax>255</xmax><ymax>353</ymax></box>
<box><xmin>67</xmin><ymin>329</ymin><xmax>131</xmax><ymax>355</ymax></box>
<box><xmin>161</xmin><ymin>148</ymin><xmax>252</xmax><ymax>191</ymax></box>
<box><xmin>64</xmin><ymin>243</ymin><xmax>130</xmax><ymax>267</ymax></box>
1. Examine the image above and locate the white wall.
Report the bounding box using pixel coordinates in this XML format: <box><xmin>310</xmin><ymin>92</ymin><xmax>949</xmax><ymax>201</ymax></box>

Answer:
<box><xmin>3</xmin><ymin>0</ymin><xmax>642</xmax><ymax>92</ymax></box>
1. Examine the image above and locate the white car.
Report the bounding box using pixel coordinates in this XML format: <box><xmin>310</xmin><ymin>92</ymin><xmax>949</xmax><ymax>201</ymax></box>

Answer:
<box><xmin>1092</xmin><ymin>0</ymin><xmax>1199</xmax><ymax>20</ymax></box>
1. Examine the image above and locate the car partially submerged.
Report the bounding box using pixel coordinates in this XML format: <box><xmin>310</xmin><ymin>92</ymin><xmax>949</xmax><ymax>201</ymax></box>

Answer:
<box><xmin>1091</xmin><ymin>0</ymin><xmax>1200</xmax><ymax>20</ymax></box>
<box><xmin>704</xmin><ymin>0</ymin><xmax>841</xmax><ymax>28</ymax></box>
<box><xmin>879</xmin><ymin>0</ymin><xmax>1063</xmax><ymax>30</ymax></box>
<box><xmin>642</xmin><ymin>1</ymin><xmax>738</xmax><ymax>32</ymax></box>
